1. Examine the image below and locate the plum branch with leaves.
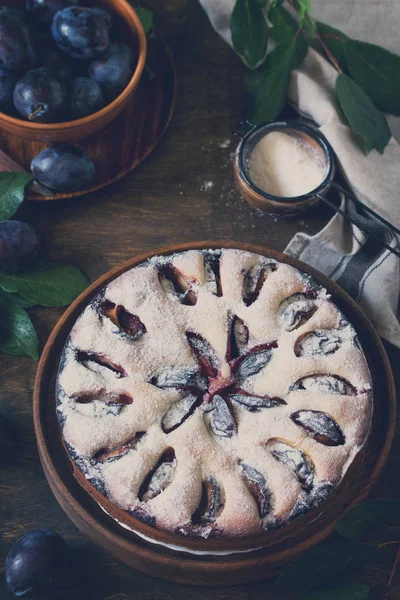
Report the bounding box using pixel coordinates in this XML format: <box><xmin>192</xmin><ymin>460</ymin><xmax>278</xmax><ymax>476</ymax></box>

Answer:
<box><xmin>0</xmin><ymin>173</ymin><xmax>89</xmax><ymax>360</ymax></box>
<box><xmin>230</xmin><ymin>0</ymin><xmax>400</xmax><ymax>154</ymax></box>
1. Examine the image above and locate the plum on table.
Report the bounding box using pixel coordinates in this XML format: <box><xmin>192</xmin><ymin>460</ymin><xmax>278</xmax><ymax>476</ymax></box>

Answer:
<box><xmin>0</xmin><ymin>220</ymin><xmax>40</xmax><ymax>273</ymax></box>
<box><xmin>6</xmin><ymin>529</ymin><xmax>68</xmax><ymax>597</ymax></box>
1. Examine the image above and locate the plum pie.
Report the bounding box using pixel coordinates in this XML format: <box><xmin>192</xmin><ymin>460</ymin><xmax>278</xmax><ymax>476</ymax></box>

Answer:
<box><xmin>57</xmin><ymin>249</ymin><xmax>373</xmax><ymax>541</ymax></box>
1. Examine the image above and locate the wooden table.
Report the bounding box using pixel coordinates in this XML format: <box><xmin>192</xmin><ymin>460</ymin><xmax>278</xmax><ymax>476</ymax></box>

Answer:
<box><xmin>1</xmin><ymin>2</ymin><xmax>399</xmax><ymax>598</ymax></box>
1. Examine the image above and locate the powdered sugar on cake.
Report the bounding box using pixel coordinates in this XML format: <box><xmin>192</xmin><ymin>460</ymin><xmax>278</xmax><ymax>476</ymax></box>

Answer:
<box><xmin>57</xmin><ymin>249</ymin><xmax>373</xmax><ymax>538</ymax></box>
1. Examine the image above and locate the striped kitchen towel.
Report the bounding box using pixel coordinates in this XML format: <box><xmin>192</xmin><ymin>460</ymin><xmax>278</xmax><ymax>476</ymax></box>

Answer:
<box><xmin>199</xmin><ymin>0</ymin><xmax>400</xmax><ymax>348</ymax></box>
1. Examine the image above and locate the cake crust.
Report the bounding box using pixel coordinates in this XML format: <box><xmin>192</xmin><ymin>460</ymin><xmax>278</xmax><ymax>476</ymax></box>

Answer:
<box><xmin>57</xmin><ymin>249</ymin><xmax>373</xmax><ymax>539</ymax></box>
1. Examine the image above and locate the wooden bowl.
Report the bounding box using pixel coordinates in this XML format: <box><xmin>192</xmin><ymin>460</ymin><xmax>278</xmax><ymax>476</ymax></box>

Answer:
<box><xmin>33</xmin><ymin>241</ymin><xmax>396</xmax><ymax>585</ymax></box>
<box><xmin>16</xmin><ymin>38</ymin><xmax>176</xmax><ymax>200</ymax></box>
<box><xmin>0</xmin><ymin>0</ymin><xmax>146</xmax><ymax>142</ymax></box>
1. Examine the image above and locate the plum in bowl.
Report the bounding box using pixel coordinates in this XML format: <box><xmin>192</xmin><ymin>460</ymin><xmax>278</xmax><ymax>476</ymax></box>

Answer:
<box><xmin>0</xmin><ymin>0</ymin><xmax>146</xmax><ymax>142</ymax></box>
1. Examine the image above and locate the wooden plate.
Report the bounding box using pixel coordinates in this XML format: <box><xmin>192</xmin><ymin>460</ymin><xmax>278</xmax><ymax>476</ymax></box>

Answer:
<box><xmin>0</xmin><ymin>37</ymin><xmax>176</xmax><ymax>202</ymax></box>
<box><xmin>33</xmin><ymin>241</ymin><xmax>396</xmax><ymax>585</ymax></box>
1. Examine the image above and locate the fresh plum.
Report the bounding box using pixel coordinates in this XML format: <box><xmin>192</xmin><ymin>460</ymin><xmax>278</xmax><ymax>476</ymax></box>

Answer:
<box><xmin>6</xmin><ymin>529</ymin><xmax>68</xmax><ymax>596</ymax></box>
<box><xmin>0</xmin><ymin>221</ymin><xmax>40</xmax><ymax>273</ymax></box>
<box><xmin>13</xmin><ymin>67</ymin><xmax>66</xmax><ymax>122</ymax></box>
<box><xmin>51</xmin><ymin>6</ymin><xmax>110</xmax><ymax>59</ymax></box>
<box><xmin>70</xmin><ymin>76</ymin><xmax>104</xmax><ymax>118</ymax></box>
<box><xmin>89</xmin><ymin>41</ymin><xmax>134</xmax><ymax>100</ymax></box>
<box><xmin>0</xmin><ymin>13</ymin><xmax>36</xmax><ymax>72</ymax></box>
<box><xmin>31</xmin><ymin>143</ymin><xmax>95</xmax><ymax>192</ymax></box>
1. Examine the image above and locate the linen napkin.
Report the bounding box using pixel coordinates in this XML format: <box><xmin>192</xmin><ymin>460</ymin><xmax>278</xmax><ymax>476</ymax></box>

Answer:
<box><xmin>199</xmin><ymin>0</ymin><xmax>400</xmax><ymax>348</ymax></box>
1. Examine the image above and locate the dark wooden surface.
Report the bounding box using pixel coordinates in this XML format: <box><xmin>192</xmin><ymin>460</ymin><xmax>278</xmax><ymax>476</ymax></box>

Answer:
<box><xmin>1</xmin><ymin>2</ymin><xmax>399</xmax><ymax>598</ymax></box>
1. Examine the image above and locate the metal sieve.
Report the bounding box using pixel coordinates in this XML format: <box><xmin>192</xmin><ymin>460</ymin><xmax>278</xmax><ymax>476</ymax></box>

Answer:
<box><xmin>234</xmin><ymin>120</ymin><xmax>400</xmax><ymax>259</ymax></box>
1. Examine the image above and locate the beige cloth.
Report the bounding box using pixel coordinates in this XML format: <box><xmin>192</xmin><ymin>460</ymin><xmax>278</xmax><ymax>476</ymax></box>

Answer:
<box><xmin>199</xmin><ymin>0</ymin><xmax>400</xmax><ymax>348</ymax></box>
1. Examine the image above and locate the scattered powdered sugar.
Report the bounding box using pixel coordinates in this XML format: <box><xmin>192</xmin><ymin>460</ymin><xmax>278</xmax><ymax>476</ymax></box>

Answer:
<box><xmin>248</xmin><ymin>131</ymin><xmax>328</xmax><ymax>198</ymax></box>
<box><xmin>200</xmin><ymin>180</ymin><xmax>214</xmax><ymax>192</ymax></box>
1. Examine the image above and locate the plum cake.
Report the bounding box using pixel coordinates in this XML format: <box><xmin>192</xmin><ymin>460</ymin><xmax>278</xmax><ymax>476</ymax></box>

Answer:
<box><xmin>57</xmin><ymin>249</ymin><xmax>373</xmax><ymax>540</ymax></box>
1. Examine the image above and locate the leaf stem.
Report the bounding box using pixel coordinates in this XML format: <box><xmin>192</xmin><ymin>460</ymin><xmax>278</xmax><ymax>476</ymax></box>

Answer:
<box><xmin>28</xmin><ymin>105</ymin><xmax>44</xmax><ymax>121</ymax></box>
<box><xmin>379</xmin><ymin>541</ymin><xmax>400</xmax><ymax>548</ymax></box>
<box><xmin>322</xmin><ymin>33</ymin><xmax>346</xmax><ymax>43</ymax></box>
<box><xmin>316</xmin><ymin>32</ymin><xmax>343</xmax><ymax>73</ymax></box>
<box><xmin>385</xmin><ymin>543</ymin><xmax>400</xmax><ymax>600</ymax></box>
<box><xmin>294</xmin><ymin>26</ymin><xmax>303</xmax><ymax>39</ymax></box>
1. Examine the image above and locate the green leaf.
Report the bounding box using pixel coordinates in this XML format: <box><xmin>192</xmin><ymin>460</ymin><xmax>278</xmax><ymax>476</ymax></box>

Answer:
<box><xmin>253</xmin><ymin>0</ymin><xmax>268</xmax><ymax>5</ymax></box>
<box><xmin>292</xmin><ymin>34</ymin><xmax>308</xmax><ymax>69</ymax></box>
<box><xmin>345</xmin><ymin>39</ymin><xmax>400</xmax><ymax>115</ymax></box>
<box><xmin>245</xmin><ymin>36</ymin><xmax>307</xmax><ymax>123</ymax></box>
<box><xmin>231</xmin><ymin>0</ymin><xmax>268</xmax><ymax>69</ymax></box>
<box><xmin>0</xmin><ymin>302</ymin><xmax>38</xmax><ymax>359</ymax></box>
<box><xmin>276</xmin><ymin>541</ymin><xmax>378</xmax><ymax>593</ymax></box>
<box><xmin>336</xmin><ymin>73</ymin><xmax>391</xmax><ymax>154</ymax></box>
<box><xmin>0</xmin><ymin>172</ymin><xmax>33</xmax><ymax>222</ymax></box>
<box><xmin>298</xmin><ymin>583</ymin><xmax>370</xmax><ymax>600</ymax></box>
<box><xmin>268</xmin><ymin>4</ymin><xmax>308</xmax><ymax>66</ymax></box>
<box><xmin>135</xmin><ymin>6</ymin><xmax>153</xmax><ymax>35</ymax></box>
<box><xmin>0</xmin><ymin>261</ymin><xmax>89</xmax><ymax>307</ymax></box>
<box><xmin>316</xmin><ymin>22</ymin><xmax>348</xmax><ymax>73</ymax></box>
<box><xmin>293</xmin><ymin>0</ymin><xmax>311</xmax><ymax>23</ymax></box>
<box><xmin>269</xmin><ymin>5</ymin><xmax>297</xmax><ymax>44</ymax></box>
<box><xmin>336</xmin><ymin>500</ymin><xmax>400</xmax><ymax>540</ymax></box>
<box><xmin>0</xmin><ymin>287</ymin><xmax>37</xmax><ymax>308</ymax></box>
<box><xmin>303</xmin><ymin>13</ymin><xmax>316</xmax><ymax>38</ymax></box>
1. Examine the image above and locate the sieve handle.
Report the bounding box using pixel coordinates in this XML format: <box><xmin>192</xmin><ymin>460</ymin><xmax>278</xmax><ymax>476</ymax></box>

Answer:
<box><xmin>331</xmin><ymin>181</ymin><xmax>400</xmax><ymax>237</ymax></box>
<box><xmin>315</xmin><ymin>192</ymin><xmax>400</xmax><ymax>259</ymax></box>
<box><xmin>232</xmin><ymin>120</ymin><xmax>257</xmax><ymax>140</ymax></box>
